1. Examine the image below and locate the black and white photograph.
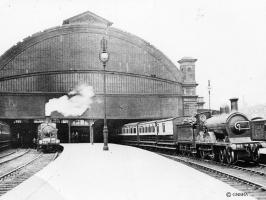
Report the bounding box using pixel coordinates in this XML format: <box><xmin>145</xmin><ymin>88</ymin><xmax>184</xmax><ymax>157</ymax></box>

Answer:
<box><xmin>0</xmin><ymin>0</ymin><xmax>266</xmax><ymax>199</ymax></box>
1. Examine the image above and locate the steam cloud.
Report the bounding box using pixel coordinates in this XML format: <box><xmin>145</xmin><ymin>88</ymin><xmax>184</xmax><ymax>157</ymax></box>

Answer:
<box><xmin>45</xmin><ymin>84</ymin><xmax>95</xmax><ymax>117</ymax></box>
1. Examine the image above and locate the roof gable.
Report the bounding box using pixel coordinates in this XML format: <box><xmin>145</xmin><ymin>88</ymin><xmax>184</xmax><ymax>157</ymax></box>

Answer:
<box><xmin>63</xmin><ymin>11</ymin><xmax>113</xmax><ymax>27</ymax></box>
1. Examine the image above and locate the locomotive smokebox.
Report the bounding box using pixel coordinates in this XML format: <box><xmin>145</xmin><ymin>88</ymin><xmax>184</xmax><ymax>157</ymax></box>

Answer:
<box><xmin>230</xmin><ymin>98</ymin><xmax>238</xmax><ymax>111</ymax></box>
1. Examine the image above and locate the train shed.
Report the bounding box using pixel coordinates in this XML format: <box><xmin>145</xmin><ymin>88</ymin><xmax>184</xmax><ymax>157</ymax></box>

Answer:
<box><xmin>0</xmin><ymin>11</ymin><xmax>201</xmax><ymax>143</ymax></box>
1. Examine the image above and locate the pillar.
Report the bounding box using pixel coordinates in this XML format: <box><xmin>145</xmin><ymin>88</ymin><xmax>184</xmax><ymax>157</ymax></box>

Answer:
<box><xmin>89</xmin><ymin>120</ymin><xmax>95</xmax><ymax>145</ymax></box>
<box><xmin>68</xmin><ymin>120</ymin><xmax>72</xmax><ymax>143</ymax></box>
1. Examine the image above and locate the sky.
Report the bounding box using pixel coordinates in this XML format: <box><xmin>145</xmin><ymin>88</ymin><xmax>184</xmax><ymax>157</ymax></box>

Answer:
<box><xmin>0</xmin><ymin>0</ymin><xmax>266</xmax><ymax>109</ymax></box>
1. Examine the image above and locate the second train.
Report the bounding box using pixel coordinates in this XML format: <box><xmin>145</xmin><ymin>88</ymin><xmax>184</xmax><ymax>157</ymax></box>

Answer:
<box><xmin>116</xmin><ymin>98</ymin><xmax>266</xmax><ymax>164</ymax></box>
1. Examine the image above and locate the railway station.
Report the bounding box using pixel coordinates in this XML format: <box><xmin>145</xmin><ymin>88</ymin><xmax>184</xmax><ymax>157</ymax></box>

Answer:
<box><xmin>0</xmin><ymin>10</ymin><xmax>266</xmax><ymax>200</ymax></box>
<box><xmin>0</xmin><ymin>11</ymin><xmax>203</xmax><ymax>144</ymax></box>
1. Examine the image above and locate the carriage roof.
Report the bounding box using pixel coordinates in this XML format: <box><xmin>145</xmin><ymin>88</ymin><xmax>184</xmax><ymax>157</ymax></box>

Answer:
<box><xmin>122</xmin><ymin>117</ymin><xmax>179</xmax><ymax>127</ymax></box>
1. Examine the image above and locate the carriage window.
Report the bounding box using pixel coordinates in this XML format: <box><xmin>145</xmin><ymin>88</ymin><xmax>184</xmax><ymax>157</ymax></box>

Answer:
<box><xmin>145</xmin><ymin>127</ymin><xmax>148</xmax><ymax>133</ymax></box>
<box><xmin>134</xmin><ymin>128</ymin><xmax>136</xmax><ymax>133</ymax></box>
<box><xmin>130</xmin><ymin>128</ymin><xmax>133</xmax><ymax>134</ymax></box>
<box><xmin>162</xmin><ymin>123</ymin><xmax>165</xmax><ymax>132</ymax></box>
<box><xmin>157</xmin><ymin>126</ymin><xmax>159</xmax><ymax>132</ymax></box>
<box><xmin>151</xmin><ymin>126</ymin><xmax>155</xmax><ymax>132</ymax></box>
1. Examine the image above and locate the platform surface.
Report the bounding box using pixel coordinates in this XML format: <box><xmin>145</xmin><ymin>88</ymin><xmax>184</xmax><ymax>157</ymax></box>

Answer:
<box><xmin>0</xmin><ymin>143</ymin><xmax>254</xmax><ymax>200</ymax></box>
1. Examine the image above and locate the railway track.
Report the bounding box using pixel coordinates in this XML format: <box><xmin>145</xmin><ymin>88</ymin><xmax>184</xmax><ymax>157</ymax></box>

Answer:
<box><xmin>0</xmin><ymin>149</ymin><xmax>31</xmax><ymax>165</ymax></box>
<box><xmin>0</xmin><ymin>150</ymin><xmax>16</xmax><ymax>159</ymax></box>
<box><xmin>182</xmin><ymin>154</ymin><xmax>266</xmax><ymax>177</ymax></box>
<box><xmin>0</xmin><ymin>151</ymin><xmax>58</xmax><ymax>197</ymax></box>
<box><xmin>221</xmin><ymin>161</ymin><xmax>266</xmax><ymax>176</ymax></box>
<box><xmin>160</xmin><ymin>153</ymin><xmax>266</xmax><ymax>199</ymax></box>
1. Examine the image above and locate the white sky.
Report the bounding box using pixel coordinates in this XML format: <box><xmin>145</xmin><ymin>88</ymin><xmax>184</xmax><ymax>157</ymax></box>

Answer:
<box><xmin>0</xmin><ymin>0</ymin><xmax>266</xmax><ymax>109</ymax></box>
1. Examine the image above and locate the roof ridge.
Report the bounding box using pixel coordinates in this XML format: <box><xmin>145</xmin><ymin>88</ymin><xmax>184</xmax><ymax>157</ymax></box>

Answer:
<box><xmin>62</xmin><ymin>11</ymin><xmax>113</xmax><ymax>26</ymax></box>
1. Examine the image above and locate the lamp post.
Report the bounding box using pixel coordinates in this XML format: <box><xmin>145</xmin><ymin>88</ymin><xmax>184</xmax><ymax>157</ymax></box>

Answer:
<box><xmin>99</xmin><ymin>37</ymin><xmax>109</xmax><ymax>151</ymax></box>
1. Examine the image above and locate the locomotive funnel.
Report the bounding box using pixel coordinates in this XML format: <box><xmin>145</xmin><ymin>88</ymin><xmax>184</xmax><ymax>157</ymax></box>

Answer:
<box><xmin>230</xmin><ymin>98</ymin><xmax>238</xmax><ymax>111</ymax></box>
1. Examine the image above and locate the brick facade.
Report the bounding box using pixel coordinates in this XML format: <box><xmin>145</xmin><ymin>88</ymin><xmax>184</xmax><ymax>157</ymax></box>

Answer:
<box><xmin>0</xmin><ymin>11</ymin><xmax>198</xmax><ymax>120</ymax></box>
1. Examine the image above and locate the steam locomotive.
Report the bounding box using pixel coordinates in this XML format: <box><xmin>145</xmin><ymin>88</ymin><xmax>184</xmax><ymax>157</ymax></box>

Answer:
<box><xmin>117</xmin><ymin>98</ymin><xmax>266</xmax><ymax>164</ymax></box>
<box><xmin>37</xmin><ymin>119</ymin><xmax>60</xmax><ymax>152</ymax></box>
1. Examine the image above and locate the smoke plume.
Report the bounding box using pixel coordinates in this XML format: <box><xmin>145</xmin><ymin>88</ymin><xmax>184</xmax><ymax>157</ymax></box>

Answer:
<box><xmin>45</xmin><ymin>84</ymin><xmax>95</xmax><ymax>117</ymax></box>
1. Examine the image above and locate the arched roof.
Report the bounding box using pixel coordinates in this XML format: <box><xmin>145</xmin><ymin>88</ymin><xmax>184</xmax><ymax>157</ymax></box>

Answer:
<box><xmin>0</xmin><ymin>12</ymin><xmax>182</xmax><ymax>83</ymax></box>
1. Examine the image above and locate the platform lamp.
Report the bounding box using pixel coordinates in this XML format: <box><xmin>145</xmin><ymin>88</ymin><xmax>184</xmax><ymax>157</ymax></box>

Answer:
<box><xmin>99</xmin><ymin>37</ymin><xmax>109</xmax><ymax>151</ymax></box>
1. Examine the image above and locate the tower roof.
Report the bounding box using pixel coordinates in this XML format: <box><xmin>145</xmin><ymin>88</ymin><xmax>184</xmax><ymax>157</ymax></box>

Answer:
<box><xmin>178</xmin><ymin>57</ymin><xmax>197</xmax><ymax>64</ymax></box>
<box><xmin>63</xmin><ymin>11</ymin><xmax>113</xmax><ymax>27</ymax></box>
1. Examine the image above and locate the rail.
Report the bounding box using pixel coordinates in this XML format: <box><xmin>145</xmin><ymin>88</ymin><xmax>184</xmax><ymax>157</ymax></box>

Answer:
<box><xmin>0</xmin><ymin>154</ymin><xmax>42</xmax><ymax>180</ymax></box>
<box><xmin>0</xmin><ymin>149</ymin><xmax>30</xmax><ymax>165</ymax></box>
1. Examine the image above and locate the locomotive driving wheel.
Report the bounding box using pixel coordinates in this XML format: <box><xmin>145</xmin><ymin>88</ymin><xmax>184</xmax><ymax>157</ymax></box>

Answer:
<box><xmin>251</xmin><ymin>148</ymin><xmax>260</xmax><ymax>163</ymax></box>
<box><xmin>218</xmin><ymin>149</ymin><xmax>226</xmax><ymax>163</ymax></box>
<box><xmin>199</xmin><ymin>150</ymin><xmax>206</xmax><ymax>159</ymax></box>
<box><xmin>209</xmin><ymin>149</ymin><xmax>216</xmax><ymax>161</ymax></box>
<box><xmin>226</xmin><ymin>148</ymin><xmax>236</xmax><ymax>164</ymax></box>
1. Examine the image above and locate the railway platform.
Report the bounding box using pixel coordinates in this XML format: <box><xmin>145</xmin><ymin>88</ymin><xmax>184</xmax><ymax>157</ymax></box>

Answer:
<box><xmin>0</xmin><ymin>144</ymin><xmax>254</xmax><ymax>200</ymax></box>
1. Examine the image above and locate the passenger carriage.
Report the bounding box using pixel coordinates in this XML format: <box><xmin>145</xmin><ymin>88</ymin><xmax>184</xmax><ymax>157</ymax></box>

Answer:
<box><xmin>0</xmin><ymin>121</ymin><xmax>11</xmax><ymax>151</ymax></box>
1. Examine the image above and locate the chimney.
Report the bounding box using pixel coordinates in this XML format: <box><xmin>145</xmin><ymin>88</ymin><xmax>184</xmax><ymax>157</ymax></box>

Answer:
<box><xmin>230</xmin><ymin>98</ymin><xmax>238</xmax><ymax>111</ymax></box>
